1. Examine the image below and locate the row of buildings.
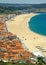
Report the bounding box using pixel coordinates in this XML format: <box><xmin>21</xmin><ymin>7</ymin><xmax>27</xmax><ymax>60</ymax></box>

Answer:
<box><xmin>0</xmin><ymin>15</ymin><xmax>36</xmax><ymax>64</ymax></box>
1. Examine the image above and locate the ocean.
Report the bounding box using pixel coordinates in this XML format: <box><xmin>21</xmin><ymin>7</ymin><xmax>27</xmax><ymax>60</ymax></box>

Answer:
<box><xmin>28</xmin><ymin>13</ymin><xmax>46</xmax><ymax>36</ymax></box>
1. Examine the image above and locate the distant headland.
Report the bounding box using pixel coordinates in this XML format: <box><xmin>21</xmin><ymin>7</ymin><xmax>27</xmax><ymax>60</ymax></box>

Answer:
<box><xmin>0</xmin><ymin>3</ymin><xmax>46</xmax><ymax>14</ymax></box>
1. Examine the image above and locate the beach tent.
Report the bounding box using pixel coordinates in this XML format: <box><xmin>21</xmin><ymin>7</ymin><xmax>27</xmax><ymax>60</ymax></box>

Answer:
<box><xmin>32</xmin><ymin>51</ymin><xmax>44</xmax><ymax>57</ymax></box>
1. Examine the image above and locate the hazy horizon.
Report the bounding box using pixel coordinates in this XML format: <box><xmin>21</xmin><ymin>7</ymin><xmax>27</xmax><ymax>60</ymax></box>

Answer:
<box><xmin>0</xmin><ymin>0</ymin><xmax>46</xmax><ymax>4</ymax></box>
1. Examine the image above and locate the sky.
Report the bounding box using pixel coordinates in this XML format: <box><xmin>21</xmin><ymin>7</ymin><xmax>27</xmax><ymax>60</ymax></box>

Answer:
<box><xmin>0</xmin><ymin>0</ymin><xmax>46</xmax><ymax>4</ymax></box>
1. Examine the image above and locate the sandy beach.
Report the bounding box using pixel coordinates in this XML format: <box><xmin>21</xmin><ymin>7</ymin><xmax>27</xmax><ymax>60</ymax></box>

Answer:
<box><xmin>6</xmin><ymin>13</ymin><xmax>46</xmax><ymax>57</ymax></box>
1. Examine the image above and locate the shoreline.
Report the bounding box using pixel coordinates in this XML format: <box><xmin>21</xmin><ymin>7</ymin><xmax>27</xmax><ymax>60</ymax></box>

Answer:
<box><xmin>26</xmin><ymin>14</ymin><xmax>38</xmax><ymax>32</ymax></box>
<box><xmin>6</xmin><ymin>13</ymin><xmax>46</xmax><ymax>57</ymax></box>
<box><xmin>27</xmin><ymin>13</ymin><xmax>46</xmax><ymax>37</ymax></box>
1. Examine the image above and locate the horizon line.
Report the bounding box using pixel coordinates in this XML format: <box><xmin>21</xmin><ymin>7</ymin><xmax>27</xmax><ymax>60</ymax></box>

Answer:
<box><xmin>0</xmin><ymin>2</ymin><xmax>46</xmax><ymax>4</ymax></box>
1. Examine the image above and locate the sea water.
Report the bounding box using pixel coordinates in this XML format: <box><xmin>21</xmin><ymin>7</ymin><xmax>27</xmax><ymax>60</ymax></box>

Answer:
<box><xmin>28</xmin><ymin>13</ymin><xmax>46</xmax><ymax>36</ymax></box>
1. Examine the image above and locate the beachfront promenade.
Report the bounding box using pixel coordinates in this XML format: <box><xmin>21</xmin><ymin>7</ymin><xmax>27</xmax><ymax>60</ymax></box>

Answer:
<box><xmin>6</xmin><ymin>13</ymin><xmax>46</xmax><ymax>57</ymax></box>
